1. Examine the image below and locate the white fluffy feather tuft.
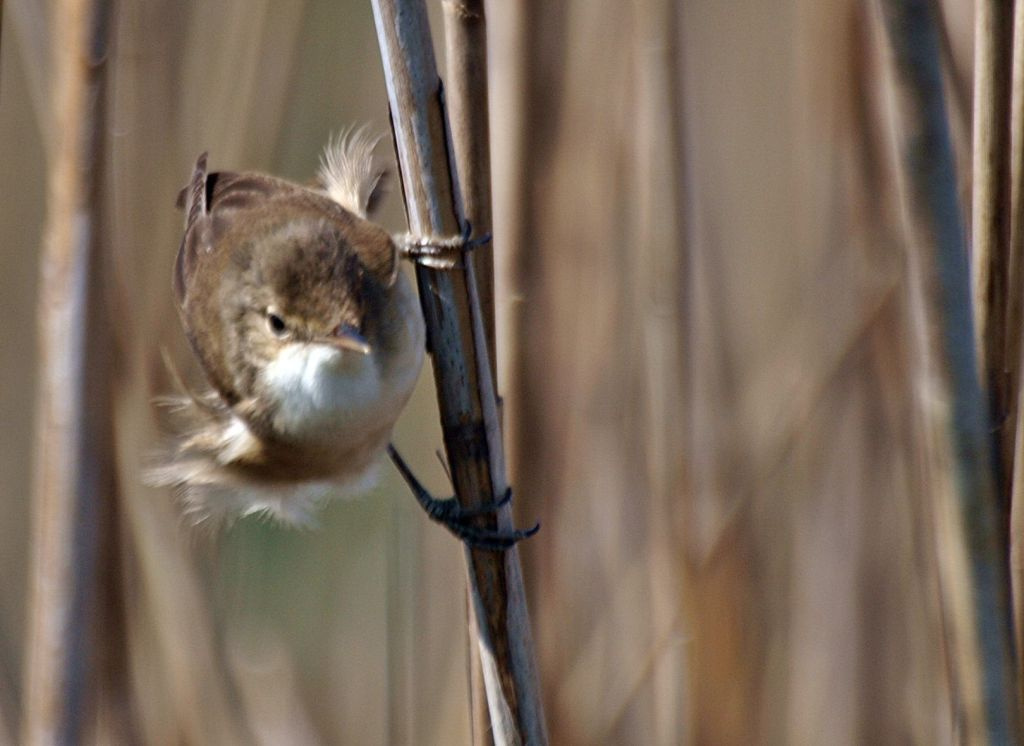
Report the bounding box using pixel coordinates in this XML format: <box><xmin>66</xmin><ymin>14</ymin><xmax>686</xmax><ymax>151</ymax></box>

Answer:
<box><xmin>176</xmin><ymin>464</ymin><xmax>380</xmax><ymax>529</ymax></box>
<box><xmin>318</xmin><ymin>127</ymin><xmax>386</xmax><ymax>218</ymax></box>
<box><xmin>146</xmin><ymin>400</ymin><xmax>383</xmax><ymax>530</ymax></box>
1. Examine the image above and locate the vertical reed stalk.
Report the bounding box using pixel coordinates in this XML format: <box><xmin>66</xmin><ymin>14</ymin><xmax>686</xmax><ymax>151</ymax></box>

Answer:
<box><xmin>1010</xmin><ymin>0</ymin><xmax>1024</xmax><ymax>705</ymax></box>
<box><xmin>972</xmin><ymin>0</ymin><xmax>1015</xmax><ymax>513</ymax></box>
<box><xmin>22</xmin><ymin>0</ymin><xmax>114</xmax><ymax>743</ymax></box>
<box><xmin>443</xmin><ymin>0</ymin><xmax>496</xmax><ymax>377</ymax></box>
<box><xmin>876</xmin><ymin>0</ymin><xmax>1018</xmax><ymax>740</ymax></box>
<box><xmin>441</xmin><ymin>1</ymin><xmax>496</xmax><ymax>740</ymax></box>
<box><xmin>370</xmin><ymin>0</ymin><xmax>547</xmax><ymax>742</ymax></box>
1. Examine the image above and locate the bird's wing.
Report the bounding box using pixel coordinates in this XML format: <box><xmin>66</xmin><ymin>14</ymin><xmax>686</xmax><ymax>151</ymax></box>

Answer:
<box><xmin>173</xmin><ymin>153</ymin><xmax>209</xmax><ymax>309</ymax></box>
<box><xmin>172</xmin><ymin>156</ymin><xmax>301</xmax><ymax>406</ymax></box>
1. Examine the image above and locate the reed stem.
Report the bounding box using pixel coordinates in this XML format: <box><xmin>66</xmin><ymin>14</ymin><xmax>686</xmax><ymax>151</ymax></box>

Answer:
<box><xmin>876</xmin><ymin>0</ymin><xmax>1018</xmax><ymax>739</ymax></box>
<box><xmin>23</xmin><ymin>0</ymin><xmax>114</xmax><ymax>742</ymax></box>
<box><xmin>370</xmin><ymin>0</ymin><xmax>547</xmax><ymax>743</ymax></box>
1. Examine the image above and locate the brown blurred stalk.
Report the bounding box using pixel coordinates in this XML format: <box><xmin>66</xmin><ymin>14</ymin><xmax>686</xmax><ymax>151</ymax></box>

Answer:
<box><xmin>972</xmin><ymin>0</ymin><xmax>1014</xmax><ymax>512</ymax></box>
<box><xmin>22</xmin><ymin>0</ymin><xmax>115</xmax><ymax>743</ymax></box>
<box><xmin>441</xmin><ymin>1</ymin><xmax>496</xmax><ymax>740</ymax></box>
<box><xmin>876</xmin><ymin>0</ymin><xmax>1018</xmax><ymax>741</ymax></box>
<box><xmin>1010</xmin><ymin>0</ymin><xmax>1024</xmax><ymax>710</ymax></box>
<box><xmin>371</xmin><ymin>0</ymin><xmax>547</xmax><ymax>743</ymax></box>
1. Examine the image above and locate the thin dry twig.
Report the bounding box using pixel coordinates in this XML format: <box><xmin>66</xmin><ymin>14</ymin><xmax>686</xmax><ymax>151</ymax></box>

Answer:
<box><xmin>370</xmin><ymin>0</ymin><xmax>547</xmax><ymax>743</ymax></box>
<box><xmin>22</xmin><ymin>0</ymin><xmax>114</xmax><ymax>742</ymax></box>
<box><xmin>876</xmin><ymin>0</ymin><xmax>1018</xmax><ymax>740</ymax></box>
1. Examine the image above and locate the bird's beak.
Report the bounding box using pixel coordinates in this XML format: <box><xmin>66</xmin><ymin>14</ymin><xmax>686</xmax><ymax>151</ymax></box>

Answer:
<box><xmin>321</xmin><ymin>324</ymin><xmax>371</xmax><ymax>355</ymax></box>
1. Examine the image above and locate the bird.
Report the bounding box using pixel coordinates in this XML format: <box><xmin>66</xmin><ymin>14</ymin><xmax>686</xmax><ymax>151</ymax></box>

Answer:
<box><xmin>149</xmin><ymin>131</ymin><xmax>424</xmax><ymax>526</ymax></box>
<box><xmin>149</xmin><ymin>131</ymin><xmax>538</xmax><ymax>548</ymax></box>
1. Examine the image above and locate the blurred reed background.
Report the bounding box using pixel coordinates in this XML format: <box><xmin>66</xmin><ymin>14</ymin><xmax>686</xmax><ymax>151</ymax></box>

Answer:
<box><xmin>0</xmin><ymin>0</ymin><xmax>1014</xmax><ymax>743</ymax></box>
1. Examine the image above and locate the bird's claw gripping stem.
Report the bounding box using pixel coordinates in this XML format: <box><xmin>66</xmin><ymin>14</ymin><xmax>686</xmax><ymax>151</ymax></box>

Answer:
<box><xmin>397</xmin><ymin>221</ymin><xmax>491</xmax><ymax>269</ymax></box>
<box><xmin>387</xmin><ymin>444</ymin><xmax>539</xmax><ymax>551</ymax></box>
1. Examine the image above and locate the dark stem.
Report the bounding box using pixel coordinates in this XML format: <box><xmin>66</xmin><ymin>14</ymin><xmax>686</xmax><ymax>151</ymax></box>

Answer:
<box><xmin>971</xmin><ymin>0</ymin><xmax>1015</xmax><ymax>526</ymax></box>
<box><xmin>1009</xmin><ymin>0</ymin><xmax>1024</xmax><ymax>709</ymax></box>
<box><xmin>876</xmin><ymin>0</ymin><xmax>1019</xmax><ymax>739</ymax></box>
<box><xmin>370</xmin><ymin>0</ymin><xmax>548</xmax><ymax>743</ymax></box>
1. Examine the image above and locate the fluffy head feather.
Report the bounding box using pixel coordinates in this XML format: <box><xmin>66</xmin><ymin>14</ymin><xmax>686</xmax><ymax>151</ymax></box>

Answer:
<box><xmin>318</xmin><ymin>127</ymin><xmax>388</xmax><ymax>218</ymax></box>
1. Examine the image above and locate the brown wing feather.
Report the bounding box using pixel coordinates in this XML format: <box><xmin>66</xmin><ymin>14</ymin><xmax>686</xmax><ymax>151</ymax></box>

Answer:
<box><xmin>172</xmin><ymin>154</ymin><xmax>253</xmax><ymax>406</ymax></box>
<box><xmin>207</xmin><ymin>171</ymin><xmax>297</xmax><ymax>212</ymax></box>
<box><xmin>173</xmin><ymin>153</ymin><xmax>209</xmax><ymax>308</ymax></box>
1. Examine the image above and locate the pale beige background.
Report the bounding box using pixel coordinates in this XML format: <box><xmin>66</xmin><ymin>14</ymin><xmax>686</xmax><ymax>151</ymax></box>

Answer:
<box><xmin>0</xmin><ymin>0</ymin><xmax>980</xmax><ymax>743</ymax></box>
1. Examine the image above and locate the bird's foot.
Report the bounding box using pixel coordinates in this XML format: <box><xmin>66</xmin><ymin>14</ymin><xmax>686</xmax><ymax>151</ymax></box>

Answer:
<box><xmin>387</xmin><ymin>444</ymin><xmax>539</xmax><ymax>551</ymax></box>
<box><xmin>396</xmin><ymin>221</ymin><xmax>491</xmax><ymax>270</ymax></box>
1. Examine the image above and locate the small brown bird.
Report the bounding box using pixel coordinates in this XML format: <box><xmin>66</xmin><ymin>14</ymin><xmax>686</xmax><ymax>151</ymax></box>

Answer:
<box><xmin>151</xmin><ymin>132</ymin><xmax>537</xmax><ymax>548</ymax></box>
<box><xmin>151</xmin><ymin>132</ymin><xmax>424</xmax><ymax>525</ymax></box>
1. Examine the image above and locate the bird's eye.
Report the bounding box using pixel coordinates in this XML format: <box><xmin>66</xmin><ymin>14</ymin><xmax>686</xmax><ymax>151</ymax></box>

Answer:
<box><xmin>267</xmin><ymin>312</ymin><xmax>288</xmax><ymax>336</ymax></box>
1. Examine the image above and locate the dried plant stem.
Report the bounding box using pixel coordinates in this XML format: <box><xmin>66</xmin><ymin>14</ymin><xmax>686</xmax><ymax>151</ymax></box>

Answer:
<box><xmin>1011</xmin><ymin>0</ymin><xmax>1024</xmax><ymax>706</ymax></box>
<box><xmin>444</xmin><ymin>0</ymin><xmax>496</xmax><ymax>377</ymax></box>
<box><xmin>1012</xmin><ymin>369</ymin><xmax>1024</xmax><ymax>710</ymax></box>
<box><xmin>876</xmin><ymin>0</ymin><xmax>1018</xmax><ymax>741</ymax></box>
<box><xmin>370</xmin><ymin>0</ymin><xmax>547</xmax><ymax>743</ymax></box>
<box><xmin>23</xmin><ymin>0</ymin><xmax>114</xmax><ymax>743</ymax></box>
<box><xmin>972</xmin><ymin>0</ymin><xmax>1015</xmax><ymax>510</ymax></box>
<box><xmin>441</xmin><ymin>1</ymin><xmax>496</xmax><ymax>740</ymax></box>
